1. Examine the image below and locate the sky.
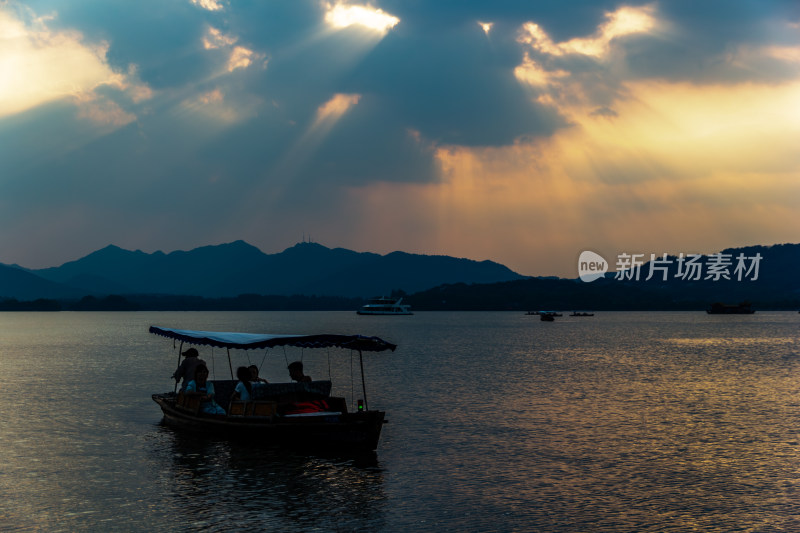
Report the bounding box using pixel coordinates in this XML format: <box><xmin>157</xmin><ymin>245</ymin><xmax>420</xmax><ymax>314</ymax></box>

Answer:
<box><xmin>1</xmin><ymin>0</ymin><xmax>799</xmax><ymax>277</ymax></box>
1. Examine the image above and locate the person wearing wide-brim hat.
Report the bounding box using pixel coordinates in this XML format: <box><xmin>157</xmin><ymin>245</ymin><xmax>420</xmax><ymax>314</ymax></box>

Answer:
<box><xmin>172</xmin><ymin>347</ymin><xmax>207</xmax><ymax>391</ymax></box>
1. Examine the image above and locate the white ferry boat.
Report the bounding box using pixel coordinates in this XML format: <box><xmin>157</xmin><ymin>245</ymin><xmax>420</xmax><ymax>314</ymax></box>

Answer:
<box><xmin>357</xmin><ymin>297</ymin><xmax>413</xmax><ymax>315</ymax></box>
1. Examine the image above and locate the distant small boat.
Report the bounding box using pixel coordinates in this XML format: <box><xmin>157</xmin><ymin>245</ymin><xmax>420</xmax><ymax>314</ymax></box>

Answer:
<box><xmin>570</xmin><ymin>311</ymin><xmax>594</xmax><ymax>317</ymax></box>
<box><xmin>357</xmin><ymin>297</ymin><xmax>413</xmax><ymax>315</ymax></box>
<box><xmin>540</xmin><ymin>314</ymin><xmax>555</xmax><ymax>322</ymax></box>
<box><xmin>527</xmin><ymin>310</ymin><xmax>563</xmax><ymax>317</ymax></box>
<box><xmin>706</xmin><ymin>302</ymin><xmax>755</xmax><ymax>314</ymax></box>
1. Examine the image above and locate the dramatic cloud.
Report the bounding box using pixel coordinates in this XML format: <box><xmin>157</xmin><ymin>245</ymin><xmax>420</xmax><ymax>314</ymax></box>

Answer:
<box><xmin>1</xmin><ymin>0</ymin><xmax>798</xmax><ymax>276</ymax></box>
<box><xmin>203</xmin><ymin>26</ymin><xmax>237</xmax><ymax>50</ymax></box>
<box><xmin>199</xmin><ymin>25</ymin><xmax>264</xmax><ymax>74</ymax></box>
<box><xmin>190</xmin><ymin>0</ymin><xmax>224</xmax><ymax>12</ymax></box>
<box><xmin>313</xmin><ymin>93</ymin><xmax>361</xmax><ymax>128</ymax></box>
<box><xmin>324</xmin><ymin>2</ymin><xmax>400</xmax><ymax>33</ymax></box>
<box><xmin>333</xmin><ymin>2</ymin><xmax>800</xmax><ymax>275</ymax></box>
<box><xmin>0</xmin><ymin>6</ymin><xmax>149</xmax><ymax>123</ymax></box>
<box><xmin>342</xmin><ymin>79</ymin><xmax>800</xmax><ymax>275</ymax></box>
<box><xmin>518</xmin><ymin>4</ymin><xmax>657</xmax><ymax>58</ymax></box>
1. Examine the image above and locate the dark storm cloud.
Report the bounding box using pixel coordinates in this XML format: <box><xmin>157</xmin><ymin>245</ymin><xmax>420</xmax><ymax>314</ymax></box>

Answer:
<box><xmin>345</xmin><ymin>26</ymin><xmax>566</xmax><ymax>147</ymax></box>
<box><xmin>20</xmin><ymin>0</ymin><xmax>216</xmax><ymax>88</ymax></box>
<box><xmin>4</xmin><ymin>0</ymin><xmax>794</xmax><ymax>191</ymax></box>
<box><xmin>221</xmin><ymin>0</ymin><xmax>592</xmax><ymax>150</ymax></box>
<box><xmin>623</xmin><ymin>1</ymin><xmax>800</xmax><ymax>83</ymax></box>
<box><xmin>2</xmin><ymin>0</ymin><xmax>799</xmax><ymax>268</ymax></box>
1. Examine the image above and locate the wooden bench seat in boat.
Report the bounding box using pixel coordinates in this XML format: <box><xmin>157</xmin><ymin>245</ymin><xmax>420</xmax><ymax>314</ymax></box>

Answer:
<box><xmin>176</xmin><ymin>390</ymin><xmax>201</xmax><ymax>414</ymax></box>
<box><xmin>228</xmin><ymin>400</ymin><xmax>278</xmax><ymax>418</ymax></box>
<box><xmin>211</xmin><ymin>380</ymin><xmax>333</xmax><ymax>408</ymax></box>
<box><xmin>177</xmin><ymin>382</ymin><xmax>339</xmax><ymax>416</ymax></box>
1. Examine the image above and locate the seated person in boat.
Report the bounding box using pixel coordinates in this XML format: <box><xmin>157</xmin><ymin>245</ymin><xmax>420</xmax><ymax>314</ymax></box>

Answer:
<box><xmin>172</xmin><ymin>347</ymin><xmax>206</xmax><ymax>390</ymax></box>
<box><xmin>184</xmin><ymin>363</ymin><xmax>226</xmax><ymax>415</ymax></box>
<box><xmin>248</xmin><ymin>364</ymin><xmax>268</xmax><ymax>383</ymax></box>
<box><xmin>232</xmin><ymin>366</ymin><xmax>253</xmax><ymax>402</ymax></box>
<box><xmin>288</xmin><ymin>361</ymin><xmax>312</xmax><ymax>383</ymax></box>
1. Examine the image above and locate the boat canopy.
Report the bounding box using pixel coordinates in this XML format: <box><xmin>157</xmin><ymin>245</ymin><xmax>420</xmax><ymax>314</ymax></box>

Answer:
<box><xmin>149</xmin><ymin>326</ymin><xmax>396</xmax><ymax>352</ymax></box>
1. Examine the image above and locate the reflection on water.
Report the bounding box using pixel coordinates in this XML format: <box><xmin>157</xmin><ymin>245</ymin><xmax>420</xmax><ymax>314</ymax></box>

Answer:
<box><xmin>146</xmin><ymin>424</ymin><xmax>385</xmax><ymax>531</ymax></box>
<box><xmin>0</xmin><ymin>311</ymin><xmax>799</xmax><ymax>531</ymax></box>
<box><xmin>665</xmin><ymin>336</ymin><xmax>796</xmax><ymax>347</ymax></box>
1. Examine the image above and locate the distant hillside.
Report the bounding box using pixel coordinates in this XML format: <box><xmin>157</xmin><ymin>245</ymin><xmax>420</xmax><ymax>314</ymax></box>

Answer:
<box><xmin>611</xmin><ymin>243</ymin><xmax>800</xmax><ymax>306</ymax></box>
<box><xmin>0</xmin><ymin>264</ymin><xmax>84</xmax><ymax>300</ymax></box>
<box><xmin>407</xmin><ymin>243</ymin><xmax>800</xmax><ymax>311</ymax></box>
<box><xmin>3</xmin><ymin>241</ymin><xmax>797</xmax><ymax>309</ymax></box>
<box><xmin>9</xmin><ymin>241</ymin><xmax>524</xmax><ymax>299</ymax></box>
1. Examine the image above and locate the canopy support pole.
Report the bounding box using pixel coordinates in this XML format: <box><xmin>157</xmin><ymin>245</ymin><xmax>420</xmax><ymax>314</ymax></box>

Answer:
<box><xmin>173</xmin><ymin>341</ymin><xmax>184</xmax><ymax>393</ymax></box>
<box><xmin>227</xmin><ymin>348</ymin><xmax>234</xmax><ymax>380</ymax></box>
<box><xmin>358</xmin><ymin>349</ymin><xmax>368</xmax><ymax>411</ymax></box>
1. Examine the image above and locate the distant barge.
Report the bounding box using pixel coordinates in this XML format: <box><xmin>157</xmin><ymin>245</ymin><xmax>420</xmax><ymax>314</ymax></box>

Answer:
<box><xmin>706</xmin><ymin>302</ymin><xmax>755</xmax><ymax>314</ymax></box>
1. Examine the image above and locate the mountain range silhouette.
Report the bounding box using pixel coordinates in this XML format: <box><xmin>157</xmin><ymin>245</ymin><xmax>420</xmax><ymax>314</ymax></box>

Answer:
<box><xmin>1</xmin><ymin>241</ymin><xmax>797</xmax><ymax>310</ymax></box>
<box><xmin>0</xmin><ymin>241</ymin><xmax>523</xmax><ymax>300</ymax></box>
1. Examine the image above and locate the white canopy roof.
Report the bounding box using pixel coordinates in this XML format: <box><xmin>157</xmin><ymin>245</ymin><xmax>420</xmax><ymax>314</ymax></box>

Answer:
<box><xmin>149</xmin><ymin>326</ymin><xmax>396</xmax><ymax>352</ymax></box>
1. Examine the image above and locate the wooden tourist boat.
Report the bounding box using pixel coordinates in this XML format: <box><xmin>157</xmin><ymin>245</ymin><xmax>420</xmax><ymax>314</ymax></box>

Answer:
<box><xmin>150</xmin><ymin>326</ymin><xmax>396</xmax><ymax>451</ymax></box>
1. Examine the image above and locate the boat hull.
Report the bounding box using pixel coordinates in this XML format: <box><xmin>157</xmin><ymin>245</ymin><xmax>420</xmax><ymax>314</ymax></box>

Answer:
<box><xmin>152</xmin><ymin>394</ymin><xmax>385</xmax><ymax>451</ymax></box>
<box><xmin>357</xmin><ymin>297</ymin><xmax>412</xmax><ymax>315</ymax></box>
<box><xmin>356</xmin><ymin>310</ymin><xmax>413</xmax><ymax>315</ymax></box>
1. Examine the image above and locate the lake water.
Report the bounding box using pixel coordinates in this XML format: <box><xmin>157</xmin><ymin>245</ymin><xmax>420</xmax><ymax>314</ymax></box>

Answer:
<box><xmin>0</xmin><ymin>311</ymin><xmax>799</xmax><ymax>531</ymax></box>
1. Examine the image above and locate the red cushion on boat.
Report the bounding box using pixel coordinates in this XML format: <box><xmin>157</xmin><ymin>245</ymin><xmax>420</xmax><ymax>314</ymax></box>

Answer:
<box><xmin>283</xmin><ymin>400</ymin><xmax>330</xmax><ymax>415</ymax></box>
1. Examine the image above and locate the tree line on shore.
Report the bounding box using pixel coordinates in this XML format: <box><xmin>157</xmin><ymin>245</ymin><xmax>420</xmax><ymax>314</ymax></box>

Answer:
<box><xmin>2</xmin><ymin>275</ymin><xmax>798</xmax><ymax>312</ymax></box>
<box><xmin>0</xmin><ymin>293</ymin><xmax>365</xmax><ymax>311</ymax></box>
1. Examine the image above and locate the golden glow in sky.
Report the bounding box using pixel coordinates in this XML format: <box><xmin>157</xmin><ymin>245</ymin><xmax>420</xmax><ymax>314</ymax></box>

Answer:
<box><xmin>190</xmin><ymin>0</ymin><xmax>224</xmax><ymax>12</ymax></box>
<box><xmin>203</xmin><ymin>26</ymin><xmax>237</xmax><ymax>50</ymax></box>
<box><xmin>314</xmin><ymin>93</ymin><xmax>362</xmax><ymax>126</ymax></box>
<box><xmin>324</xmin><ymin>3</ymin><xmax>400</xmax><ymax>33</ymax></box>
<box><xmin>0</xmin><ymin>9</ymin><xmax>139</xmax><ymax>121</ymax></box>
<box><xmin>261</xmin><ymin>92</ymin><xmax>363</xmax><ymax>192</ymax></box>
<box><xmin>334</xmin><ymin>4</ymin><xmax>800</xmax><ymax>275</ymax></box>
<box><xmin>519</xmin><ymin>4</ymin><xmax>657</xmax><ymax>58</ymax></box>
<box><xmin>202</xmin><ymin>26</ymin><xmax>263</xmax><ymax>73</ymax></box>
<box><xmin>514</xmin><ymin>53</ymin><xmax>569</xmax><ymax>87</ymax></box>
<box><xmin>227</xmin><ymin>46</ymin><xmax>255</xmax><ymax>71</ymax></box>
<box><xmin>1</xmin><ymin>1</ymin><xmax>798</xmax><ymax>276</ymax></box>
<box><xmin>343</xmin><ymin>78</ymin><xmax>800</xmax><ymax>275</ymax></box>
